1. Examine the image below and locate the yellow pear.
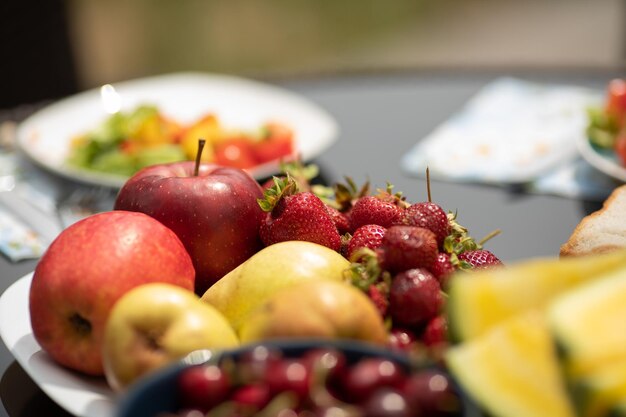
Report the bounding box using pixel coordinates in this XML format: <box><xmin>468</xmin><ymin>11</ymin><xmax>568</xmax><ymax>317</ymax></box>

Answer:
<box><xmin>103</xmin><ymin>283</ymin><xmax>238</xmax><ymax>391</ymax></box>
<box><xmin>201</xmin><ymin>241</ymin><xmax>350</xmax><ymax>332</ymax></box>
<box><xmin>238</xmin><ymin>280</ymin><xmax>388</xmax><ymax>345</ymax></box>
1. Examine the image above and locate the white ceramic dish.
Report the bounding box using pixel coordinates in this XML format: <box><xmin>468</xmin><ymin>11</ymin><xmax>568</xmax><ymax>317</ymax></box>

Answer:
<box><xmin>16</xmin><ymin>72</ymin><xmax>339</xmax><ymax>188</ymax></box>
<box><xmin>0</xmin><ymin>273</ymin><xmax>116</xmax><ymax>417</ymax></box>
<box><xmin>577</xmin><ymin>134</ymin><xmax>626</xmax><ymax>183</ymax></box>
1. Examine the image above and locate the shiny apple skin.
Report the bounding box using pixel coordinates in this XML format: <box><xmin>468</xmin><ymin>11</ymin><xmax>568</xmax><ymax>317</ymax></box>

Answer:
<box><xmin>29</xmin><ymin>211</ymin><xmax>196</xmax><ymax>376</ymax></box>
<box><xmin>114</xmin><ymin>162</ymin><xmax>265</xmax><ymax>294</ymax></box>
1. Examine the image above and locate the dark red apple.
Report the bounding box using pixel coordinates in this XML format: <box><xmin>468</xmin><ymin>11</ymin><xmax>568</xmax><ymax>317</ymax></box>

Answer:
<box><xmin>29</xmin><ymin>210</ymin><xmax>195</xmax><ymax>376</ymax></box>
<box><xmin>114</xmin><ymin>162</ymin><xmax>265</xmax><ymax>294</ymax></box>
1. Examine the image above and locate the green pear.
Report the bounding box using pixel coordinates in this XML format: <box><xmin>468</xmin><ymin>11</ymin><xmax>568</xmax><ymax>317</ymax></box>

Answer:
<box><xmin>102</xmin><ymin>283</ymin><xmax>238</xmax><ymax>391</ymax></box>
<box><xmin>238</xmin><ymin>280</ymin><xmax>388</xmax><ymax>345</ymax></box>
<box><xmin>201</xmin><ymin>241</ymin><xmax>350</xmax><ymax>332</ymax></box>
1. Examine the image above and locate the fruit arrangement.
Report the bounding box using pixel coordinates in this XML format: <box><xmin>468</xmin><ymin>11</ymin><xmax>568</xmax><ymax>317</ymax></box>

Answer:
<box><xmin>586</xmin><ymin>79</ymin><xmax>626</xmax><ymax>165</ymax></box>
<box><xmin>67</xmin><ymin>104</ymin><xmax>295</xmax><ymax>177</ymax></box>
<box><xmin>161</xmin><ymin>343</ymin><xmax>464</xmax><ymax>417</ymax></box>
<box><xmin>253</xmin><ymin>164</ymin><xmax>502</xmax><ymax>357</ymax></box>
<box><xmin>25</xmin><ymin>145</ymin><xmax>505</xmax><ymax>415</ymax></box>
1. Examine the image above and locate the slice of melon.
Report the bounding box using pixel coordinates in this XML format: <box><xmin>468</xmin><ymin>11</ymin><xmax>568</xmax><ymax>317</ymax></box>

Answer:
<box><xmin>548</xmin><ymin>265</ymin><xmax>626</xmax><ymax>380</ymax></box>
<box><xmin>445</xmin><ymin>311</ymin><xmax>575</xmax><ymax>417</ymax></box>
<box><xmin>446</xmin><ymin>250</ymin><xmax>626</xmax><ymax>342</ymax></box>
<box><xmin>571</xmin><ymin>359</ymin><xmax>626</xmax><ymax>417</ymax></box>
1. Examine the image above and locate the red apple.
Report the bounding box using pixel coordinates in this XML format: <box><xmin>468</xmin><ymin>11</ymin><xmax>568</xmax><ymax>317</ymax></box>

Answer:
<box><xmin>29</xmin><ymin>210</ymin><xmax>195</xmax><ymax>376</ymax></box>
<box><xmin>114</xmin><ymin>162</ymin><xmax>265</xmax><ymax>294</ymax></box>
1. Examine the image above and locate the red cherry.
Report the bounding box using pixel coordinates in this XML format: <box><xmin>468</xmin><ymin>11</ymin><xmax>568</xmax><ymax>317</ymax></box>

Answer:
<box><xmin>265</xmin><ymin>358</ymin><xmax>312</xmax><ymax>401</ymax></box>
<box><xmin>401</xmin><ymin>369</ymin><xmax>462</xmax><ymax>416</ymax></box>
<box><xmin>338</xmin><ymin>358</ymin><xmax>407</xmax><ymax>404</ymax></box>
<box><xmin>177</xmin><ymin>364</ymin><xmax>231</xmax><ymax>412</ymax></box>
<box><xmin>237</xmin><ymin>345</ymin><xmax>283</xmax><ymax>383</ymax></box>
<box><xmin>387</xmin><ymin>328</ymin><xmax>418</xmax><ymax>353</ymax></box>
<box><xmin>229</xmin><ymin>383</ymin><xmax>272</xmax><ymax>409</ymax></box>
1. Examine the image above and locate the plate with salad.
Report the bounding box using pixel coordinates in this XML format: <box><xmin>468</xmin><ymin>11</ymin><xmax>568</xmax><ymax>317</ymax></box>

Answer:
<box><xmin>579</xmin><ymin>79</ymin><xmax>626</xmax><ymax>183</ymax></box>
<box><xmin>16</xmin><ymin>72</ymin><xmax>339</xmax><ymax>188</ymax></box>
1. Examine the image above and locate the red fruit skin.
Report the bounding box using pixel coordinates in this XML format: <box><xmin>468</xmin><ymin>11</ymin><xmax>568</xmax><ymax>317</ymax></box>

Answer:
<box><xmin>177</xmin><ymin>365</ymin><xmax>231</xmax><ymax>412</ymax></box>
<box><xmin>387</xmin><ymin>328</ymin><xmax>419</xmax><ymax>353</ymax></box>
<box><xmin>229</xmin><ymin>383</ymin><xmax>272</xmax><ymax>409</ymax></box>
<box><xmin>430</xmin><ymin>253</ymin><xmax>455</xmax><ymax>288</ymax></box>
<box><xmin>347</xmin><ymin>224</ymin><xmax>387</xmax><ymax>260</ymax></box>
<box><xmin>114</xmin><ymin>163</ymin><xmax>264</xmax><ymax>295</ymax></box>
<box><xmin>402</xmin><ymin>202</ymin><xmax>450</xmax><ymax>247</ymax></box>
<box><xmin>260</xmin><ymin>192</ymin><xmax>341</xmax><ymax>251</ymax></box>
<box><xmin>338</xmin><ymin>358</ymin><xmax>407</xmax><ymax>404</ymax></box>
<box><xmin>214</xmin><ymin>138</ymin><xmax>259</xmax><ymax>169</ymax></box>
<box><xmin>349</xmin><ymin>195</ymin><xmax>404</xmax><ymax>232</ymax></box>
<box><xmin>606</xmin><ymin>79</ymin><xmax>626</xmax><ymax>128</ymax></box>
<box><xmin>458</xmin><ymin>249</ymin><xmax>503</xmax><ymax>269</ymax></box>
<box><xmin>265</xmin><ymin>359</ymin><xmax>311</xmax><ymax>401</ymax></box>
<box><xmin>401</xmin><ymin>369</ymin><xmax>462</xmax><ymax>417</ymax></box>
<box><xmin>421</xmin><ymin>315</ymin><xmax>449</xmax><ymax>348</ymax></box>
<box><xmin>29</xmin><ymin>211</ymin><xmax>195</xmax><ymax>376</ymax></box>
<box><xmin>326</xmin><ymin>205</ymin><xmax>351</xmax><ymax>235</ymax></box>
<box><xmin>380</xmin><ymin>226</ymin><xmax>438</xmax><ymax>273</ymax></box>
<box><xmin>368</xmin><ymin>284</ymin><xmax>389</xmax><ymax>317</ymax></box>
<box><xmin>389</xmin><ymin>268</ymin><xmax>443</xmax><ymax>328</ymax></box>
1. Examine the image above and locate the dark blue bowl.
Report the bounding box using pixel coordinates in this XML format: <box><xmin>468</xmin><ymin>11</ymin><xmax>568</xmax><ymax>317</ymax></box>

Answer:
<box><xmin>116</xmin><ymin>339</ymin><xmax>482</xmax><ymax>417</ymax></box>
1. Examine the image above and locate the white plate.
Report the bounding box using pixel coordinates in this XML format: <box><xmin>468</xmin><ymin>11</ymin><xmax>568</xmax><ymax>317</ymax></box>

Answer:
<box><xmin>0</xmin><ymin>273</ymin><xmax>117</xmax><ymax>417</ymax></box>
<box><xmin>577</xmin><ymin>134</ymin><xmax>626</xmax><ymax>183</ymax></box>
<box><xmin>16</xmin><ymin>72</ymin><xmax>339</xmax><ymax>188</ymax></box>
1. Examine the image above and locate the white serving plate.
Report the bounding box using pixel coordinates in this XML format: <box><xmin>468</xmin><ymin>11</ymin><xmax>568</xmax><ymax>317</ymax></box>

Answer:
<box><xmin>577</xmin><ymin>133</ymin><xmax>626</xmax><ymax>183</ymax></box>
<box><xmin>0</xmin><ymin>273</ymin><xmax>117</xmax><ymax>417</ymax></box>
<box><xmin>16</xmin><ymin>72</ymin><xmax>339</xmax><ymax>188</ymax></box>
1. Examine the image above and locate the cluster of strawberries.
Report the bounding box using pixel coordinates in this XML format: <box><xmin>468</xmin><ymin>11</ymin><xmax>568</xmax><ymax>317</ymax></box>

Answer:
<box><xmin>257</xmin><ymin>165</ymin><xmax>502</xmax><ymax>355</ymax></box>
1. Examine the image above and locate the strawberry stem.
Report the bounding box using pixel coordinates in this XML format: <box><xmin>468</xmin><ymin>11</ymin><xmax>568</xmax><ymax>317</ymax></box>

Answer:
<box><xmin>426</xmin><ymin>166</ymin><xmax>432</xmax><ymax>202</ymax></box>
<box><xmin>478</xmin><ymin>229</ymin><xmax>502</xmax><ymax>246</ymax></box>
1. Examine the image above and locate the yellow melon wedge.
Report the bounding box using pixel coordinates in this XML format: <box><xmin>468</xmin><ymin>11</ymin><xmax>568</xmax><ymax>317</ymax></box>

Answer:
<box><xmin>548</xmin><ymin>265</ymin><xmax>626</xmax><ymax>380</ymax></box>
<box><xmin>445</xmin><ymin>311</ymin><xmax>576</xmax><ymax>417</ymax></box>
<box><xmin>446</xmin><ymin>250</ymin><xmax>626</xmax><ymax>342</ymax></box>
<box><xmin>571</xmin><ymin>359</ymin><xmax>626</xmax><ymax>417</ymax></box>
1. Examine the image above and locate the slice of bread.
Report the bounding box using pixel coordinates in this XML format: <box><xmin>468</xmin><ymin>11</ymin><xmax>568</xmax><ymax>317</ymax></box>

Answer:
<box><xmin>560</xmin><ymin>185</ymin><xmax>626</xmax><ymax>257</ymax></box>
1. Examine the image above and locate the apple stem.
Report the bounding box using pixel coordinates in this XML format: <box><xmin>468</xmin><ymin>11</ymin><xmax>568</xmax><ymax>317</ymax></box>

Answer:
<box><xmin>194</xmin><ymin>138</ymin><xmax>206</xmax><ymax>177</ymax></box>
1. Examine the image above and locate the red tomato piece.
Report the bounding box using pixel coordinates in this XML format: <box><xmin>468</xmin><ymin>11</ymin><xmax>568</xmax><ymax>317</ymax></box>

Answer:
<box><xmin>254</xmin><ymin>136</ymin><xmax>295</xmax><ymax>164</ymax></box>
<box><xmin>214</xmin><ymin>138</ymin><xmax>259</xmax><ymax>169</ymax></box>
<box><xmin>606</xmin><ymin>79</ymin><xmax>626</xmax><ymax>128</ymax></box>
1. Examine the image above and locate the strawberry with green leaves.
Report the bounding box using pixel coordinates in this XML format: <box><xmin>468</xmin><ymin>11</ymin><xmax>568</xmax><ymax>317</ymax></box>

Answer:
<box><xmin>349</xmin><ymin>184</ymin><xmax>407</xmax><ymax>232</ymax></box>
<box><xmin>258</xmin><ymin>175</ymin><xmax>341</xmax><ymax>251</ymax></box>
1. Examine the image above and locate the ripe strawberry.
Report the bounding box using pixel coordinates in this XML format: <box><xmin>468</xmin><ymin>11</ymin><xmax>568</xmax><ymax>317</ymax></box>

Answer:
<box><xmin>346</xmin><ymin>224</ymin><xmax>387</xmax><ymax>260</ymax></box>
<box><xmin>325</xmin><ymin>205</ymin><xmax>350</xmax><ymax>235</ymax></box>
<box><xmin>458</xmin><ymin>249</ymin><xmax>503</xmax><ymax>269</ymax></box>
<box><xmin>430</xmin><ymin>253</ymin><xmax>455</xmax><ymax>287</ymax></box>
<box><xmin>421</xmin><ymin>315</ymin><xmax>448</xmax><ymax>347</ymax></box>
<box><xmin>367</xmin><ymin>283</ymin><xmax>389</xmax><ymax>317</ymax></box>
<box><xmin>402</xmin><ymin>202</ymin><xmax>450</xmax><ymax>247</ymax></box>
<box><xmin>380</xmin><ymin>225</ymin><xmax>438</xmax><ymax>273</ymax></box>
<box><xmin>389</xmin><ymin>268</ymin><xmax>443</xmax><ymax>328</ymax></box>
<box><xmin>258</xmin><ymin>178</ymin><xmax>341</xmax><ymax>251</ymax></box>
<box><xmin>349</xmin><ymin>195</ymin><xmax>404</xmax><ymax>231</ymax></box>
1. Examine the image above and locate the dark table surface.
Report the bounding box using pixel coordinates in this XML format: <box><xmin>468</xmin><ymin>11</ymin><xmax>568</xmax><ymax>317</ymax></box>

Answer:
<box><xmin>0</xmin><ymin>70</ymin><xmax>620</xmax><ymax>417</ymax></box>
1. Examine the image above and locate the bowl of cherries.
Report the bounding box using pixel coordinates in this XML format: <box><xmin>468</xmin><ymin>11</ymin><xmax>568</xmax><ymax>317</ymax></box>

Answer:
<box><xmin>116</xmin><ymin>340</ymin><xmax>480</xmax><ymax>417</ymax></box>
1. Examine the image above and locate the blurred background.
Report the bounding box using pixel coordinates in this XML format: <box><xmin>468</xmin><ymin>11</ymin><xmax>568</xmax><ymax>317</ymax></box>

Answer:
<box><xmin>1</xmin><ymin>0</ymin><xmax>625</xmax><ymax>110</ymax></box>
